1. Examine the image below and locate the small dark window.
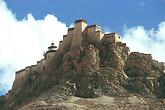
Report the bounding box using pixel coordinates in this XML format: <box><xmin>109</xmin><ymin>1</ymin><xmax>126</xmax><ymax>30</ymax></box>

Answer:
<box><xmin>118</xmin><ymin>36</ymin><xmax>120</xmax><ymax>39</ymax></box>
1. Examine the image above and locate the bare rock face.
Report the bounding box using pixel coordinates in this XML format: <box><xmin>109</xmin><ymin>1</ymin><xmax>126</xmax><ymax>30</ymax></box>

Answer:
<box><xmin>99</xmin><ymin>43</ymin><xmax>129</xmax><ymax>69</ymax></box>
<box><xmin>124</xmin><ymin>52</ymin><xmax>165</xmax><ymax>98</ymax></box>
<box><xmin>62</xmin><ymin>44</ymin><xmax>100</xmax><ymax>74</ymax></box>
<box><xmin>1</xmin><ymin>42</ymin><xmax>165</xmax><ymax>110</ymax></box>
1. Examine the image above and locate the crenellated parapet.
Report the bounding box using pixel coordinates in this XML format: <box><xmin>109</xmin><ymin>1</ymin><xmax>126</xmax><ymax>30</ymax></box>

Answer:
<box><xmin>13</xmin><ymin>42</ymin><xmax>56</xmax><ymax>90</ymax></box>
<box><xmin>57</xmin><ymin>19</ymin><xmax>122</xmax><ymax>55</ymax></box>
<box><xmin>14</xmin><ymin>19</ymin><xmax>124</xmax><ymax>83</ymax></box>
<box><xmin>13</xmin><ymin>19</ymin><xmax>124</xmax><ymax>91</ymax></box>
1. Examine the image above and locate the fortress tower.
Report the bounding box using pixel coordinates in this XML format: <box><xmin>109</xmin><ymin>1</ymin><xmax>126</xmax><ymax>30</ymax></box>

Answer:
<box><xmin>71</xmin><ymin>19</ymin><xmax>87</xmax><ymax>49</ymax></box>
<box><xmin>14</xmin><ymin>19</ymin><xmax>124</xmax><ymax>86</ymax></box>
<box><xmin>101</xmin><ymin>32</ymin><xmax>121</xmax><ymax>44</ymax></box>
<box><xmin>11</xmin><ymin>19</ymin><xmax>134</xmax><ymax>93</ymax></box>
<box><xmin>58</xmin><ymin>19</ymin><xmax>123</xmax><ymax>54</ymax></box>
<box><xmin>45</xmin><ymin>42</ymin><xmax>57</xmax><ymax>59</ymax></box>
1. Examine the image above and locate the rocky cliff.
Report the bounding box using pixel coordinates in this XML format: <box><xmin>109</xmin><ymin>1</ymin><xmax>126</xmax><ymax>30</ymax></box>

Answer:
<box><xmin>1</xmin><ymin>42</ymin><xmax>165</xmax><ymax>110</ymax></box>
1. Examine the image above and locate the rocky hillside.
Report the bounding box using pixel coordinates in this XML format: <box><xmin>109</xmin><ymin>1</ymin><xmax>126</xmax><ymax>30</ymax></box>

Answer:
<box><xmin>1</xmin><ymin>42</ymin><xmax>165</xmax><ymax>110</ymax></box>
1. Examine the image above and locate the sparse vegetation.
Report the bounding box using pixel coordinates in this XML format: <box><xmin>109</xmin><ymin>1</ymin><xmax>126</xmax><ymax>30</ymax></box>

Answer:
<box><xmin>0</xmin><ymin>96</ymin><xmax>5</xmax><ymax>108</ymax></box>
<box><xmin>78</xmin><ymin>50</ymin><xmax>85</xmax><ymax>63</ymax></box>
<box><xmin>3</xmin><ymin>43</ymin><xmax>165</xmax><ymax>109</ymax></box>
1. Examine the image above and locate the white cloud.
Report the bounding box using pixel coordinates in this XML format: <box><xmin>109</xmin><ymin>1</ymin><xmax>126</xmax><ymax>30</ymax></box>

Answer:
<box><xmin>0</xmin><ymin>0</ymin><xmax>165</xmax><ymax>96</ymax></box>
<box><xmin>0</xmin><ymin>0</ymin><xmax>67</xmax><ymax>94</ymax></box>
<box><xmin>102</xmin><ymin>27</ymin><xmax>112</xmax><ymax>34</ymax></box>
<box><xmin>122</xmin><ymin>21</ymin><xmax>165</xmax><ymax>62</ymax></box>
<box><xmin>69</xmin><ymin>23</ymin><xmax>74</xmax><ymax>28</ymax></box>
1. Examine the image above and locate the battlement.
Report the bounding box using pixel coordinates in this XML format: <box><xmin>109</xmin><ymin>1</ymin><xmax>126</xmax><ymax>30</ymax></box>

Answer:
<box><xmin>15</xmin><ymin>19</ymin><xmax>124</xmax><ymax>76</ymax></box>
<box><xmin>60</xmin><ymin>19</ymin><xmax>122</xmax><ymax>51</ymax></box>
<box><xmin>13</xmin><ymin>19</ymin><xmax>124</xmax><ymax>91</ymax></box>
<box><xmin>15</xmin><ymin>19</ymin><xmax>123</xmax><ymax>76</ymax></box>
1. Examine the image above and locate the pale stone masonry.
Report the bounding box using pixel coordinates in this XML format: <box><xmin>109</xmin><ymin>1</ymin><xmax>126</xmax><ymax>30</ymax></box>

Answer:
<box><xmin>14</xmin><ymin>19</ymin><xmax>165</xmax><ymax>91</ymax></box>
<box><xmin>13</xmin><ymin>19</ymin><xmax>124</xmax><ymax>90</ymax></box>
<box><xmin>58</xmin><ymin>19</ymin><xmax>122</xmax><ymax>55</ymax></box>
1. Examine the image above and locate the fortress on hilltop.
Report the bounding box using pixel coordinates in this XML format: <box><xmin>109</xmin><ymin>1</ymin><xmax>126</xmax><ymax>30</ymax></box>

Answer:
<box><xmin>12</xmin><ymin>19</ymin><xmax>165</xmax><ymax>91</ymax></box>
<box><xmin>13</xmin><ymin>19</ymin><xmax>124</xmax><ymax>90</ymax></box>
<box><xmin>4</xmin><ymin>19</ymin><xmax>165</xmax><ymax>110</ymax></box>
<box><xmin>57</xmin><ymin>19</ymin><xmax>122</xmax><ymax>55</ymax></box>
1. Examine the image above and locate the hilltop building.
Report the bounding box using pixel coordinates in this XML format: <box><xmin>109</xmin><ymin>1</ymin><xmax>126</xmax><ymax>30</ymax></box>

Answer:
<box><xmin>57</xmin><ymin>19</ymin><xmax>122</xmax><ymax>55</ymax></box>
<box><xmin>12</xmin><ymin>19</ymin><xmax>165</xmax><ymax>93</ymax></box>
<box><xmin>12</xmin><ymin>19</ymin><xmax>126</xmax><ymax>91</ymax></box>
<box><xmin>45</xmin><ymin>42</ymin><xmax>57</xmax><ymax>59</ymax></box>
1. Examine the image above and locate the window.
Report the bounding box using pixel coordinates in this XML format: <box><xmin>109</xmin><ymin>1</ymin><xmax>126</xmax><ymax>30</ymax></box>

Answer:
<box><xmin>118</xmin><ymin>36</ymin><xmax>120</xmax><ymax>39</ymax></box>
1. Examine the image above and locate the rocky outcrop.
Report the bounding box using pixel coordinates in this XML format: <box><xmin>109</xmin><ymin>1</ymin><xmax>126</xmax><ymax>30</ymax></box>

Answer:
<box><xmin>124</xmin><ymin>52</ymin><xmax>165</xmax><ymax>98</ymax></box>
<box><xmin>1</xmin><ymin>42</ymin><xmax>165</xmax><ymax>110</ymax></box>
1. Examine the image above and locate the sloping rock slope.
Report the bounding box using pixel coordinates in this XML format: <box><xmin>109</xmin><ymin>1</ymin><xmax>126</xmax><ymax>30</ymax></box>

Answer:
<box><xmin>1</xmin><ymin>42</ymin><xmax>165</xmax><ymax>109</ymax></box>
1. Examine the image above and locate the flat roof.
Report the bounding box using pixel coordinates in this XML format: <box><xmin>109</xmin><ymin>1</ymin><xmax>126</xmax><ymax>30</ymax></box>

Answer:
<box><xmin>75</xmin><ymin>19</ymin><xmax>87</xmax><ymax>24</ymax></box>
<box><xmin>68</xmin><ymin>27</ymin><xmax>74</xmax><ymax>30</ymax></box>
<box><xmin>16</xmin><ymin>69</ymin><xmax>25</xmax><ymax>74</ymax></box>
<box><xmin>104</xmin><ymin>33</ymin><xmax>119</xmax><ymax>35</ymax></box>
<box><xmin>95</xmin><ymin>31</ymin><xmax>105</xmax><ymax>33</ymax></box>
<box><xmin>86</xmin><ymin>25</ymin><xmax>101</xmax><ymax>28</ymax></box>
<box><xmin>104</xmin><ymin>33</ymin><xmax>111</xmax><ymax>35</ymax></box>
<box><xmin>110</xmin><ymin>32</ymin><xmax>119</xmax><ymax>35</ymax></box>
<box><xmin>63</xmin><ymin>35</ymin><xmax>67</xmax><ymax>37</ymax></box>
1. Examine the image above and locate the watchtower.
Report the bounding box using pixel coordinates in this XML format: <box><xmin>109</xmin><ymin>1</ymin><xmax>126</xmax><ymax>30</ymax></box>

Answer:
<box><xmin>71</xmin><ymin>19</ymin><xmax>87</xmax><ymax>49</ymax></box>
<box><xmin>45</xmin><ymin>42</ymin><xmax>57</xmax><ymax>59</ymax></box>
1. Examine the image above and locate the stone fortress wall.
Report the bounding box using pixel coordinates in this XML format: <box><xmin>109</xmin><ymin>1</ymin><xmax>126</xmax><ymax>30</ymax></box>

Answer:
<box><xmin>131</xmin><ymin>52</ymin><xmax>165</xmax><ymax>72</ymax></box>
<box><xmin>57</xmin><ymin>19</ymin><xmax>122</xmax><ymax>55</ymax></box>
<box><xmin>152</xmin><ymin>60</ymin><xmax>165</xmax><ymax>71</ymax></box>
<box><xmin>13</xmin><ymin>19</ymin><xmax>165</xmax><ymax>90</ymax></box>
<box><xmin>71</xmin><ymin>20</ymin><xmax>87</xmax><ymax>49</ymax></box>
<box><xmin>13</xmin><ymin>19</ymin><xmax>123</xmax><ymax>89</ymax></box>
<box><xmin>101</xmin><ymin>33</ymin><xmax>122</xmax><ymax>43</ymax></box>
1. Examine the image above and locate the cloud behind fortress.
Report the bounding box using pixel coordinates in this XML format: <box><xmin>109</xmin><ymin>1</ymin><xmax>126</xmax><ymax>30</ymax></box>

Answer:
<box><xmin>122</xmin><ymin>22</ymin><xmax>165</xmax><ymax>62</ymax></box>
<box><xmin>0</xmin><ymin>0</ymin><xmax>165</xmax><ymax>95</ymax></box>
<box><xmin>0</xmin><ymin>0</ymin><xmax>67</xmax><ymax>95</ymax></box>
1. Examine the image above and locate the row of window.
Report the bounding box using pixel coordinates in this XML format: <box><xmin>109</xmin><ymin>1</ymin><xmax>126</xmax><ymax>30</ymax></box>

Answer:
<box><xmin>105</xmin><ymin>35</ymin><xmax>120</xmax><ymax>39</ymax></box>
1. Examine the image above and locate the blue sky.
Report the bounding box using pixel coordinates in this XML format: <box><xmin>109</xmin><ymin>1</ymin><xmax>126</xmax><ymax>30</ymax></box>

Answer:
<box><xmin>5</xmin><ymin>0</ymin><xmax>165</xmax><ymax>33</ymax></box>
<box><xmin>0</xmin><ymin>0</ymin><xmax>165</xmax><ymax>96</ymax></box>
